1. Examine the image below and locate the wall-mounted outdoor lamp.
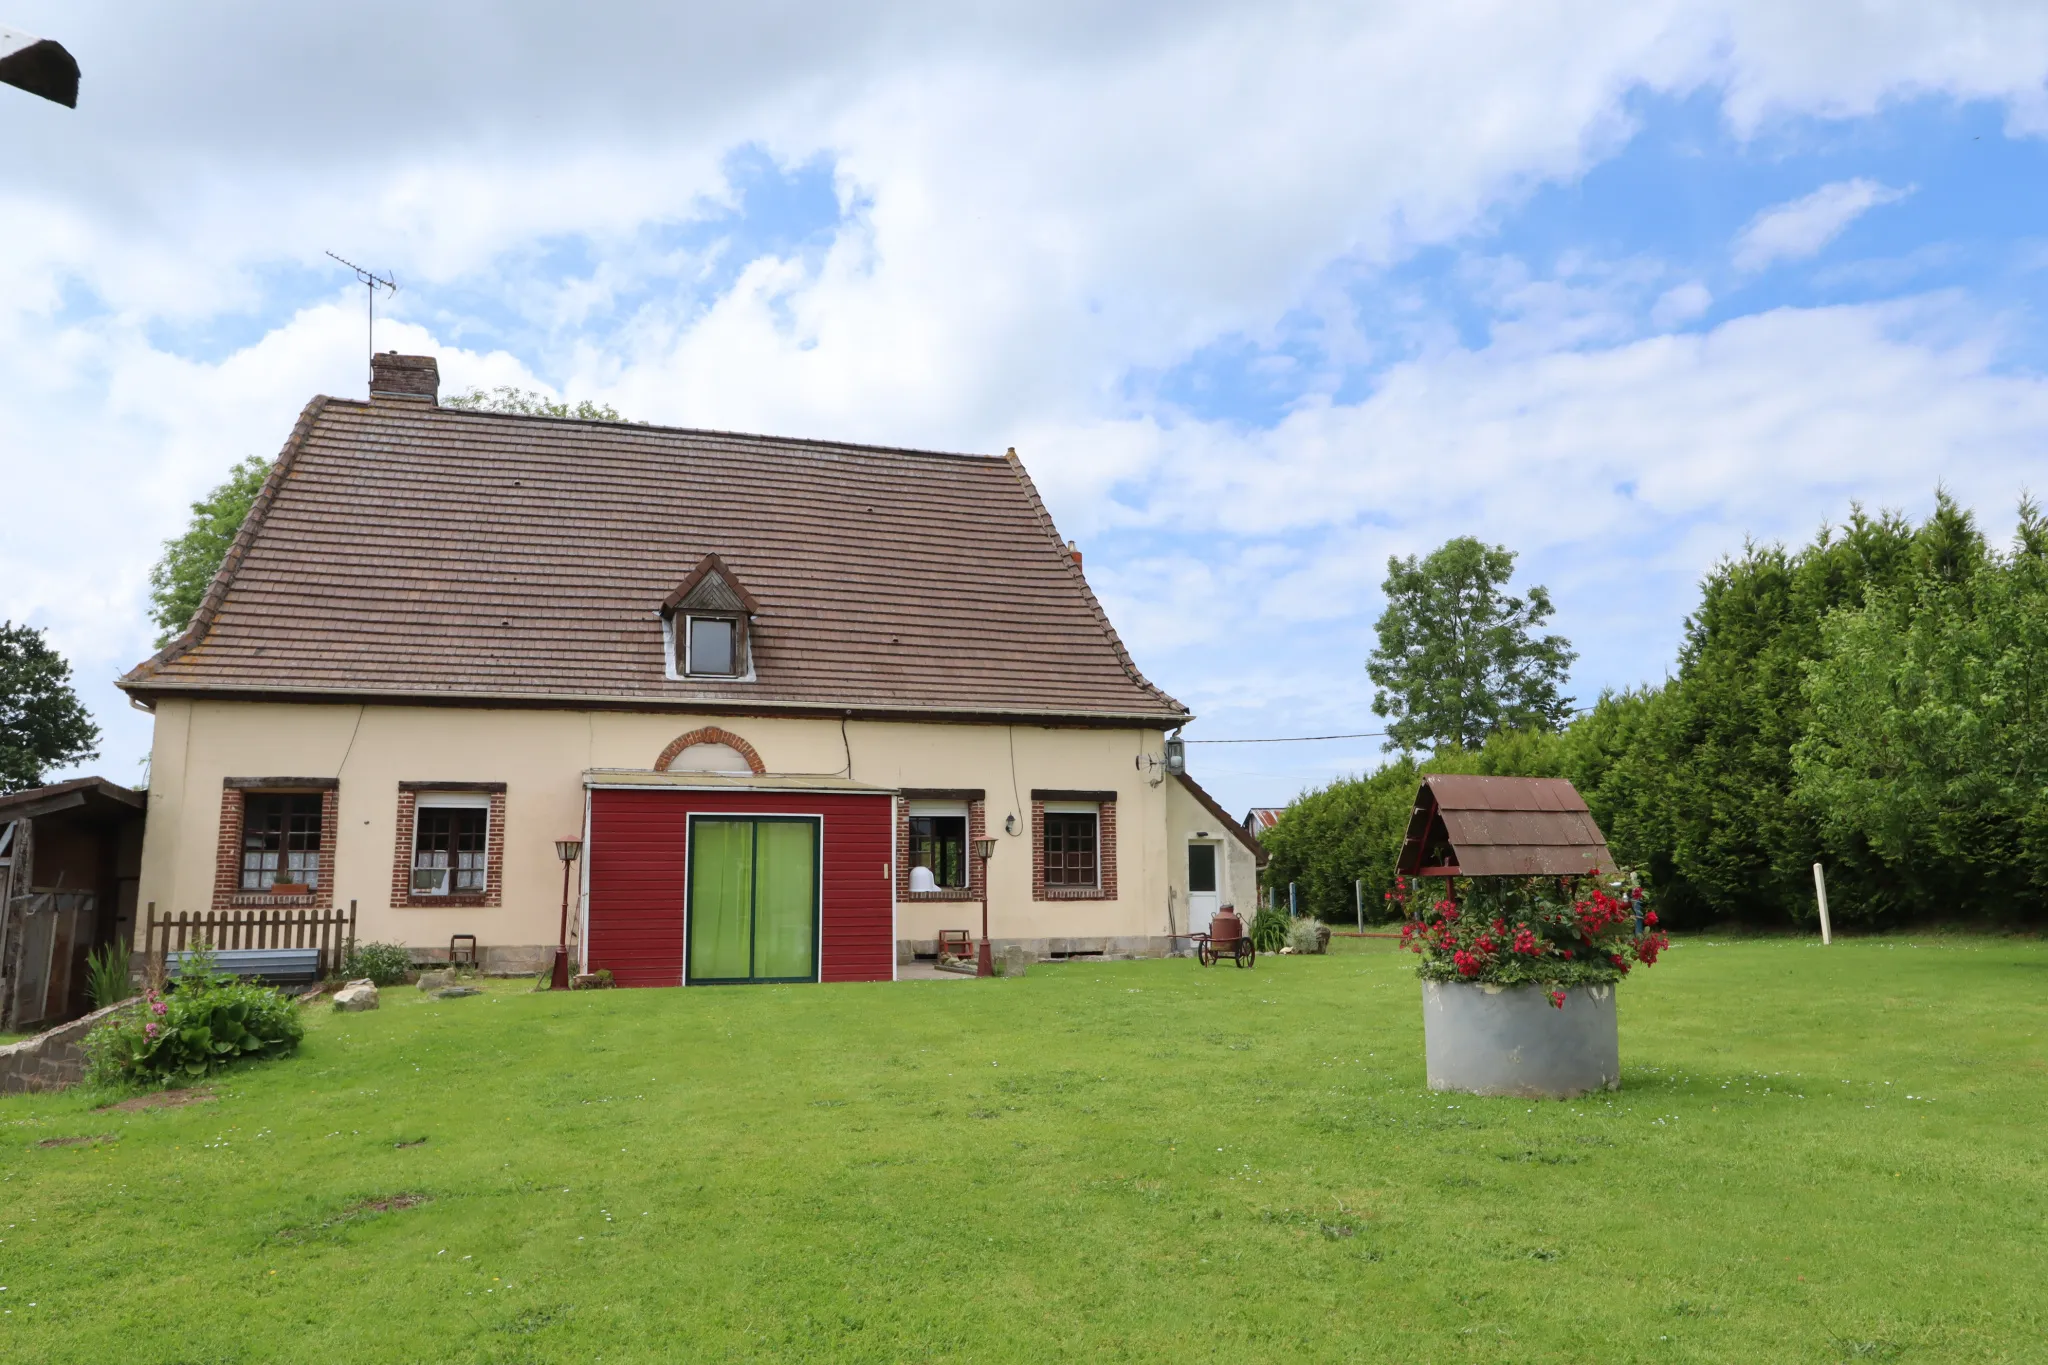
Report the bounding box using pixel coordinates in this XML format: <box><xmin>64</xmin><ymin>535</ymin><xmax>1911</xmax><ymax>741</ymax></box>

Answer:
<box><xmin>1136</xmin><ymin>730</ymin><xmax>1187</xmax><ymax>784</ymax></box>
<box><xmin>0</xmin><ymin>26</ymin><xmax>79</xmax><ymax>108</ymax></box>
<box><xmin>552</xmin><ymin>837</ymin><xmax>584</xmax><ymax>990</ymax></box>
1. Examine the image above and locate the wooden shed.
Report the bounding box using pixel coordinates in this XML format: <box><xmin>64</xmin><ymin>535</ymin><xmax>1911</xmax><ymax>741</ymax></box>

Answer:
<box><xmin>1396</xmin><ymin>774</ymin><xmax>1613</xmax><ymax>878</ymax></box>
<box><xmin>0</xmin><ymin>777</ymin><xmax>146</xmax><ymax>1029</ymax></box>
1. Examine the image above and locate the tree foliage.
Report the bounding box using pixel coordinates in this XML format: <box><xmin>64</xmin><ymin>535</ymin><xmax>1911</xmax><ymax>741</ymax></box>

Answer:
<box><xmin>147</xmin><ymin>454</ymin><xmax>270</xmax><ymax>647</ymax></box>
<box><xmin>1268</xmin><ymin>492</ymin><xmax>2048</xmax><ymax>930</ymax></box>
<box><xmin>444</xmin><ymin>386</ymin><xmax>624</xmax><ymax>422</ymax></box>
<box><xmin>0</xmin><ymin>621</ymin><xmax>100</xmax><ymax>792</ymax></box>
<box><xmin>1793</xmin><ymin>495</ymin><xmax>2048</xmax><ymax>917</ymax></box>
<box><xmin>1367</xmin><ymin>537</ymin><xmax>1576</xmax><ymax>752</ymax></box>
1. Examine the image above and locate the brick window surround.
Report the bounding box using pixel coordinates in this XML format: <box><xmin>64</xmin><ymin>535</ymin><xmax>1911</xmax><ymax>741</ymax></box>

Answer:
<box><xmin>1031</xmin><ymin>789</ymin><xmax>1118</xmax><ymax>902</ymax></box>
<box><xmin>214</xmin><ymin>778</ymin><xmax>339</xmax><ymax>911</ymax></box>
<box><xmin>391</xmin><ymin>782</ymin><xmax>508</xmax><ymax>909</ymax></box>
<box><xmin>653</xmin><ymin>726</ymin><xmax>766</xmax><ymax>774</ymax></box>
<box><xmin>896</xmin><ymin>789</ymin><xmax>986</xmax><ymax>903</ymax></box>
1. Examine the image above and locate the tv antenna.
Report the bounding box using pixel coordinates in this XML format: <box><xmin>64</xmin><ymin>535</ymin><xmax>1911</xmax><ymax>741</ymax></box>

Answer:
<box><xmin>325</xmin><ymin>250</ymin><xmax>396</xmax><ymax>384</ymax></box>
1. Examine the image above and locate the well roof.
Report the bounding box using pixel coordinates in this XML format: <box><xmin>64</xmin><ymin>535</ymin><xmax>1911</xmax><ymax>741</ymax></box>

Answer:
<box><xmin>119</xmin><ymin>395</ymin><xmax>1189</xmax><ymax>725</ymax></box>
<box><xmin>1396</xmin><ymin>774</ymin><xmax>1614</xmax><ymax>877</ymax></box>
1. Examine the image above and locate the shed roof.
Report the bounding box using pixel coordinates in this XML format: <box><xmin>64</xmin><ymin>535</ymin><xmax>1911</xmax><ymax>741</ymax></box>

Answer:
<box><xmin>118</xmin><ymin>387</ymin><xmax>1188</xmax><ymax>726</ymax></box>
<box><xmin>1395</xmin><ymin>774</ymin><xmax>1613</xmax><ymax>877</ymax></box>
<box><xmin>0</xmin><ymin>777</ymin><xmax>146</xmax><ymax>825</ymax></box>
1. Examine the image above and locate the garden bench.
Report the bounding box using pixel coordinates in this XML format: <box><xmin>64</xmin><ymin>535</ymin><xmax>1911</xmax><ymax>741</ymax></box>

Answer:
<box><xmin>166</xmin><ymin>947</ymin><xmax>321</xmax><ymax>986</ymax></box>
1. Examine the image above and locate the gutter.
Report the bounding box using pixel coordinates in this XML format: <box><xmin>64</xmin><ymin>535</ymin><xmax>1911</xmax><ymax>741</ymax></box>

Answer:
<box><xmin>114</xmin><ymin>683</ymin><xmax>1192</xmax><ymax>731</ymax></box>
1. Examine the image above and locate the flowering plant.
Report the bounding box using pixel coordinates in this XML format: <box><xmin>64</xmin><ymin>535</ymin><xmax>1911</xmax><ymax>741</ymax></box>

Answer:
<box><xmin>82</xmin><ymin>943</ymin><xmax>304</xmax><ymax>1087</ymax></box>
<box><xmin>1389</xmin><ymin>867</ymin><xmax>1668</xmax><ymax>1005</ymax></box>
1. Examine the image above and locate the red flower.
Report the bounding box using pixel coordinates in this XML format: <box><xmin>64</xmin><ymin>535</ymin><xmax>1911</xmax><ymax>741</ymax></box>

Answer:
<box><xmin>1644</xmin><ymin>910</ymin><xmax>1659</xmax><ymax>927</ymax></box>
<box><xmin>1511</xmin><ymin>927</ymin><xmax>1540</xmax><ymax>955</ymax></box>
<box><xmin>1547</xmin><ymin>989</ymin><xmax>1566</xmax><ymax>1010</ymax></box>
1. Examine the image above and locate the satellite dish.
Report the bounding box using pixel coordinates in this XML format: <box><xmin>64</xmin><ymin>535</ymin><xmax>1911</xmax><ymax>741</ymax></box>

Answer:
<box><xmin>0</xmin><ymin>25</ymin><xmax>79</xmax><ymax>108</ymax></box>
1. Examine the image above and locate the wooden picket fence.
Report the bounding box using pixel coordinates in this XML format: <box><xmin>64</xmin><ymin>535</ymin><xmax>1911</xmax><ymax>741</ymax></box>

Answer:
<box><xmin>142</xmin><ymin>904</ymin><xmax>357</xmax><ymax>979</ymax></box>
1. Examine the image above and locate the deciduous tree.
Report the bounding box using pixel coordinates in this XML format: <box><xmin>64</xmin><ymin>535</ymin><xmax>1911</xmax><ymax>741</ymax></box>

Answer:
<box><xmin>1367</xmin><ymin>537</ymin><xmax>1575</xmax><ymax>752</ymax></box>
<box><xmin>147</xmin><ymin>454</ymin><xmax>268</xmax><ymax>647</ymax></box>
<box><xmin>0</xmin><ymin>621</ymin><xmax>99</xmax><ymax>792</ymax></box>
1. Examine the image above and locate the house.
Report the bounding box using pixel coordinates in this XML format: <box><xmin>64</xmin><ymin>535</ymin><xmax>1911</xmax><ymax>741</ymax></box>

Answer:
<box><xmin>0</xmin><ymin>778</ymin><xmax>146</xmax><ymax>1029</ymax></box>
<box><xmin>1241</xmin><ymin>807</ymin><xmax>1284</xmax><ymax>838</ymax></box>
<box><xmin>117</xmin><ymin>353</ymin><xmax>1263</xmax><ymax>984</ymax></box>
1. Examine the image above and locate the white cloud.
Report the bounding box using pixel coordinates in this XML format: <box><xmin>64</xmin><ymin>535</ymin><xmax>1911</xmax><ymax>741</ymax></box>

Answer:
<box><xmin>6</xmin><ymin>0</ymin><xmax>2048</xmax><ymax>813</ymax></box>
<box><xmin>1733</xmin><ymin>178</ymin><xmax>1914</xmax><ymax>271</ymax></box>
<box><xmin>1651</xmin><ymin>281</ymin><xmax>1714</xmax><ymax>327</ymax></box>
<box><xmin>1083</xmin><ymin>293</ymin><xmax>2048</xmax><ymax>800</ymax></box>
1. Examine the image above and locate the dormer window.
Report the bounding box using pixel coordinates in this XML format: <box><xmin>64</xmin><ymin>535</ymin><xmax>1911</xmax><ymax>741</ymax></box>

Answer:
<box><xmin>662</xmin><ymin>552</ymin><xmax>760</xmax><ymax>682</ymax></box>
<box><xmin>686</xmin><ymin>615</ymin><xmax>740</xmax><ymax>677</ymax></box>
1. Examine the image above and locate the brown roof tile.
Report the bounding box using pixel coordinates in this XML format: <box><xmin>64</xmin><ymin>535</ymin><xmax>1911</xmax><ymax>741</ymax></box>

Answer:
<box><xmin>121</xmin><ymin>395</ymin><xmax>1189</xmax><ymax>724</ymax></box>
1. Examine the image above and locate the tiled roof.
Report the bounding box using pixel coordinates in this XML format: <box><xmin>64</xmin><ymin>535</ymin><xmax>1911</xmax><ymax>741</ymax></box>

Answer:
<box><xmin>120</xmin><ymin>393</ymin><xmax>1188</xmax><ymax>724</ymax></box>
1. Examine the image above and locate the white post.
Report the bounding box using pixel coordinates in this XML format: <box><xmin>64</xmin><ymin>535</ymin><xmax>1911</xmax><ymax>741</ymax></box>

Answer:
<box><xmin>1812</xmin><ymin>862</ymin><xmax>1832</xmax><ymax>946</ymax></box>
<box><xmin>1354</xmin><ymin>880</ymin><xmax>1363</xmax><ymax>934</ymax></box>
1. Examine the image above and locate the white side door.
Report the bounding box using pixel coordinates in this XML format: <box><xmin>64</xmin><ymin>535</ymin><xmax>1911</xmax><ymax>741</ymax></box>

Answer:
<box><xmin>1186</xmin><ymin>842</ymin><xmax>1220</xmax><ymax>935</ymax></box>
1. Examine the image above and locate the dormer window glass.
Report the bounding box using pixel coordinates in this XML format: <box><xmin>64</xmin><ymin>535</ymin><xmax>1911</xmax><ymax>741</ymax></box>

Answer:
<box><xmin>687</xmin><ymin>616</ymin><xmax>738</xmax><ymax>676</ymax></box>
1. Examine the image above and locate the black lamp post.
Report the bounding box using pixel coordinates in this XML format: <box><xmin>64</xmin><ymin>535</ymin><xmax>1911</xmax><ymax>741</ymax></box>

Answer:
<box><xmin>974</xmin><ymin>836</ymin><xmax>999</xmax><ymax>978</ymax></box>
<box><xmin>552</xmin><ymin>837</ymin><xmax>583</xmax><ymax>990</ymax></box>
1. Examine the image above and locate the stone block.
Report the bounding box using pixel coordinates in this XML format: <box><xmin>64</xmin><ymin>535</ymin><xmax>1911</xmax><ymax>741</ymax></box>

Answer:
<box><xmin>332</xmin><ymin>979</ymin><xmax>380</xmax><ymax>1012</ymax></box>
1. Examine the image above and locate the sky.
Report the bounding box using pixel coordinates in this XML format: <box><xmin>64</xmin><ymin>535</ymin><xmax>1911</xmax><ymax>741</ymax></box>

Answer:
<box><xmin>4</xmin><ymin>1</ymin><xmax>2048</xmax><ymax>820</ymax></box>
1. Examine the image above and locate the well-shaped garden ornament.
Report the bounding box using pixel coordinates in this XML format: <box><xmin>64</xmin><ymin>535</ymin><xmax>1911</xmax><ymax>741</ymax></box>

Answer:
<box><xmin>1393</xmin><ymin>775</ymin><xmax>1667</xmax><ymax>1100</ymax></box>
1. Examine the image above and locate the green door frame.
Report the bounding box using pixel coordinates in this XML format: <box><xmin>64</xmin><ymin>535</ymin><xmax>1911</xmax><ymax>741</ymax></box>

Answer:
<box><xmin>684</xmin><ymin>813</ymin><xmax>823</xmax><ymax>985</ymax></box>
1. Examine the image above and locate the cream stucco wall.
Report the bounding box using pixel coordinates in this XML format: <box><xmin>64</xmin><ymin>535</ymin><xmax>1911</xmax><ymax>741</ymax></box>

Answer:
<box><xmin>1162</xmin><ymin>777</ymin><xmax>1262</xmax><ymax>945</ymax></box>
<box><xmin>137</xmin><ymin>699</ymin><xmax>1184</xmax><ymax>964</ymax></box>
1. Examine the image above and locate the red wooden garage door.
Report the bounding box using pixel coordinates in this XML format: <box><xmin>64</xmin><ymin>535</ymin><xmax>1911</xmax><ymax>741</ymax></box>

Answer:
<box><xmin>585</xmin><ymin>788</ymin><xmax>894</xmax><ymax>987</ymax></box>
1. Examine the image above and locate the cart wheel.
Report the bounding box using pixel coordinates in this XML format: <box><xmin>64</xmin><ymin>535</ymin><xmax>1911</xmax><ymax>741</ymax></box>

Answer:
<box><xmin>1235</xmin><ymin>939</ymin><xmax>1256</xmax><ymax>968</ymax></box>
<box><xmin>1198</xmin><ymin>940</ymin><xmax>1217</xmax><ymax>967</ymax></box>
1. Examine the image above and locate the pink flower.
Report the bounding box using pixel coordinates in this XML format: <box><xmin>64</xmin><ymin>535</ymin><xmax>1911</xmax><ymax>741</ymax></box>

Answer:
<box><xmin>144</xmin><ymin>1022</ymin><xmax>159</xmax><ymax>1037</ymax></box>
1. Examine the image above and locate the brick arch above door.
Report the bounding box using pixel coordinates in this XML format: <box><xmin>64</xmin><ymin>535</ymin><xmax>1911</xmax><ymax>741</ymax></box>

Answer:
<box><xmin>653</xmin><ymin>726</ymin><xmax>766</xmax><ymax>775</ymax></box>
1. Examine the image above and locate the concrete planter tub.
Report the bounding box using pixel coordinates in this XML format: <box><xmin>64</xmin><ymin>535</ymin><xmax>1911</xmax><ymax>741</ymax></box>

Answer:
<box><xmin>1421</xmin><ymin>979</ymin><xmax>1621</xmax><ymax>1099</ymax></box>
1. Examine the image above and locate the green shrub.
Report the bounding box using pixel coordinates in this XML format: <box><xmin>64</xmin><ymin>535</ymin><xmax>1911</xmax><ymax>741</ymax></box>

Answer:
<box><xmin>1248</xmin><ymin>906</ymin><xmax>1290</xmax><ymax>953</ymax></box>
<box><xmin>85</xmin><ymin>940</ymin><xmax>134</xmax><ymax>1010</ymax></box>
<box><xmin>342</xmin><ymin>941</ymin><xmax>415</xmax><ymax>985</ymax></box>
<box><xmin>1287</xmin><ymin>917</ymin><xmax>1330</xmax><ymax>955</ymax></box>
<box><xmin>82</xmin><ymin>979</ymin><xmax>304</xmax><ymax>1088</ymax></box>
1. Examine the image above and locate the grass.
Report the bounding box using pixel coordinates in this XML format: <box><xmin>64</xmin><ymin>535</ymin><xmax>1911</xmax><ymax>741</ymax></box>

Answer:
<box><xmin>2</xmin><ymin>934</ymin><xmax>2044</xmax><ymax>1363</ymax></box>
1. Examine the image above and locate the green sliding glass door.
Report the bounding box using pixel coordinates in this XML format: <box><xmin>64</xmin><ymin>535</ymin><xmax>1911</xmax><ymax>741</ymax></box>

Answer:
<box><xmin>687</xmin><ymin>816</ymin><xmax>820</xmax><ymax>984</ymax></box>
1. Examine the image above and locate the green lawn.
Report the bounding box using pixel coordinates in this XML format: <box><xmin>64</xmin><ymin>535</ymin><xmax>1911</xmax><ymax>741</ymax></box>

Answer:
<box><xmin>2</xmin><ymin>935</ymin><xmax>2043</xmax><ymax>1363</ymax></box>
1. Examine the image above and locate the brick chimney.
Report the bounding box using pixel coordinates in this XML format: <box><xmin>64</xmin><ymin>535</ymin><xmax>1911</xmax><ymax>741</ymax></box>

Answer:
<box><xmin>1067</xmin><ymin>540</ymin><xmax>1083</xmax><ymax>568</ymax></box>
<box><xmin>369</xmin><ymin>351</ymin><xmax>439</xmax><ymax>404</ymax></box>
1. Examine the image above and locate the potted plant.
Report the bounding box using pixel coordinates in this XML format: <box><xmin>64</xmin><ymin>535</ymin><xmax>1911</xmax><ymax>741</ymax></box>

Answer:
<box><xmin>1392</xmin><ymin>869</ymin><xmax>1668</xmax><ymax>1099</ymax></box>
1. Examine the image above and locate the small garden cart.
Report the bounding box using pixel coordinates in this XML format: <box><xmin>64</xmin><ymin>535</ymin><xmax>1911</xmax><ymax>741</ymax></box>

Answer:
<box><xmin>1191</xmin><ymin>908</ymin><xmax>1256</xmax><ymax>968</ymax></box>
